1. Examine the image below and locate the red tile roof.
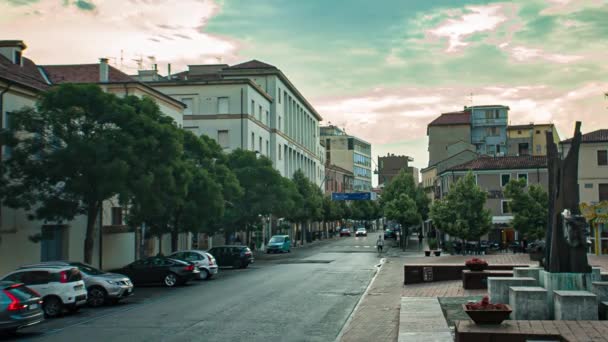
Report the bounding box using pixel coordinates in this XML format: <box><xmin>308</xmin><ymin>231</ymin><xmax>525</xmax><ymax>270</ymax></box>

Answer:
<box><xmin>0</xmin><ymin>55</ymin><xmax>49</xmax><ymax>91</ymax></box>
<box><xmin>226</xmin><ymin>59</ymin><xmax>276</xmax><ymax>70</ymax></box>
<box><xmin>561</xmin><ymin>129</ymin><xmax>608</xmax><ymax>144</ymax></box>
<box><xmin>41</xmin><ymin>64</ymin><xmax>134</xmax><ymax>84</ymax></box>
<box><xmin>428</xmin><ymin>111</ymin><xmax>471</xmax><ymax>126</ymax></box>
<box><xmin>445</xmin><ymin>155</ymin><xmax>547</xmax><ymax>172</ymax></box>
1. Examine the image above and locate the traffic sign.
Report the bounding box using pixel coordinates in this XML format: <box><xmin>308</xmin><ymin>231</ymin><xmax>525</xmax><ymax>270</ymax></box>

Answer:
<box><xmin>331</xmin><ymin>192</ymin><xmax>377</xmax><ymax>201</ymax></box>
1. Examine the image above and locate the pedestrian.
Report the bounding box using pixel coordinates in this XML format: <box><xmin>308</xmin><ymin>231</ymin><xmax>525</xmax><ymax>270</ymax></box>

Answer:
<box><xmin>376</xmin><ymin>235</ymin><xmax>384</xmax><ymax>254</ymax></box>
<box><xmin>418</xmin><ymin>233</ymin><xmax>424</xmax><ymax>250</ymax></box>
<box><xmin>235</xmin><ymin>235</ymin><xmax>242</xmax><ymax>245</ymax></box>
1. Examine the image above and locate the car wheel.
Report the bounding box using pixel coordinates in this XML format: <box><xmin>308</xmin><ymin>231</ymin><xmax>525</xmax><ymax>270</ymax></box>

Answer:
<box><xmin>199</xmin><ymin>269</ymin><xmax>210</xmax><ymax>281</ymax></box>
<box><xmin>87</xmin><ymin>286</ymin><xmax>107</xmax><ymax>307</ymax></box>
<box><xmin>164</xmin><ymin>273</ymin><xmax>178</xmax><ymax>287</ymax></box>
<box><xmin>287</xmin><ymin>249</ymin><xmax>291</xmax><ymax>253</ymax></box>
<box><xmin>241</xmin><ymin>262</ymin><xmax>249</xmax><ymax>269</ymax></box>
<box><xmin>43</xmin><ymin>296</ymin><xmax>63</xmax><ymax>318</ymax></box>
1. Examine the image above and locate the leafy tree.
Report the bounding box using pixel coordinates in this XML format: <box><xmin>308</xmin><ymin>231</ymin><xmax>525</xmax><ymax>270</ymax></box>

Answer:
<box><xmin>384</xmin><ymin>194</ymin><xmax>420</xmax><ymax>236</ymax></box>
<box><xmin>504</xmin><ymin>178</ymin><xmax>548</xmax><ymax>241</ymax></box>
<box><xmin>430</xmin><ymin>172</ymin><xmax>492</xmax><ymax>241</ymax></box>
<box><xmin>381</xmin><ymin>169</ymin><xmax>429</xmax><ymax>221</ymax></box>
<box><xmin>0</xmin><ymin>84</ymin><xmax>137</xmax><ymax>264</ymax></box>
<box><xmin>286</xmin><ymin>170</ymin><xmax>323</xmax><ymax>243</ymax></box>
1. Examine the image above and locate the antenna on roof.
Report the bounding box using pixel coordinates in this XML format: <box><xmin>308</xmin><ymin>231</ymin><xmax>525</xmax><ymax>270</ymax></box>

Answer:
<box><xmin>120</xmin><ymin>49</ymin><xmax>124</xmax><ymax>69</ymax></box>
<box><xmin>132</xmin><ymin>54</ymin><xmax>143</xmax><ymax>70</ymax></box>
<box><xmin>469</xmin><ymin>92</ymin><xmax>474</xmax><ymax>107</ymax></box>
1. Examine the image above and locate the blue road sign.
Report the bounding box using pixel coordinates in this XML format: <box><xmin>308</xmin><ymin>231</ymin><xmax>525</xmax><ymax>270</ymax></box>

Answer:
<box><xmin>331</xmin><ymin>192</ymin><xmax>376</xmax><ymax>201</ymax></box>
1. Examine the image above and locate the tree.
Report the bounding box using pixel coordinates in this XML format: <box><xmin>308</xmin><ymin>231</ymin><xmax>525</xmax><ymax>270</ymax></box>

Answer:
<box><xmin>0</xmin><ymin>84</ymin><xmax>137</xmax><ymax>264</ymax></box>
<box><xmin>287</xmin><ymin>170</ymin><xmax>323</xmax><ymax>243</ymax></box>
<box><xmin>504</xmin><ymin>178</ymin><xmax>548</xmax><ymax>241</ymax></box>
<box><xmin>430</xmin><ymin>172</ymin><xmax>492</xmax><ymax>241</ymax></box>
<box><xmin>384</xmin><ymin>193</ymin><xmax>421</xmax><ymax>235</ymax></box>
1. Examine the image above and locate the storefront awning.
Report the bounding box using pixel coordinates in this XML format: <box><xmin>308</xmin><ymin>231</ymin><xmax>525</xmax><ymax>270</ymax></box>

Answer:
<box><xmin>594</xmin><ymin>217</ymin><xmax>608</xmax><ymax>224</ymax></box>
<box><xmin>492</xmin><ymin>216</ymin><xmax>513</xmax><ymax>224</ymax></box>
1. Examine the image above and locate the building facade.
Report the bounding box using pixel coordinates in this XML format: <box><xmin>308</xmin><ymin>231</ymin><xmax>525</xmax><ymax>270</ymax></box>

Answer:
<box><xmin>507</xmin><ymin>123</ymin><xmax>560</xmax><ymax>156</ymax></box>
<box><xmin>320</xmin><ymin>125</ymin><xmax>372</xmax><ymax>192</ymax></box>
<box><xmin>469</xmin><ymin>105</ymin><xmax>509</xmax><ymax>156</ymax></box>
<box><xmin>427</xmin><ymin>111</ymin><xmax>471</xmax><ymax>166</ymax></box>
<box><xmin>438</xmin><ymin>155</ymin><xmax>548</xmax><ymax>243</ymax></box>
<box><xmin>139</xmin><ymin>60</ymin><xmax>325</xmax><ymax>187</ymax></box>
<box><xmin>324</xmin><ymin>164</ymin><xmax>354</xmax><ymax>195</ymax></box>
<box><xmin>377</xmin><ymin>153</ymin><xmax>414</xmax><ymax>185</ymax></box>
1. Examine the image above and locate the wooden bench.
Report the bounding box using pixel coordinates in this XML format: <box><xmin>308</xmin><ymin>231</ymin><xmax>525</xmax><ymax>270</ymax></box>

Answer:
<box><xmin>455</xmin><ymin>319</ymin><xmax>608</xmax><ymax>341</ymax></box>
<box><xmin>462</xmin><ymin>270</ymin><xmax>513</xmax><ymax>289</ymax></box>
<box><xmin>404</xmin><ymin>264</ymin><xmax>529</xmax><ymax>284</ymax></box>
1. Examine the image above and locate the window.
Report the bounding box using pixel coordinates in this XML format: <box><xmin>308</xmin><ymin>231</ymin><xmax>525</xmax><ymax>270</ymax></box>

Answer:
<box><xmin>597</xmin><ymin>150</ymin><xmax>607</xmax><ymax>166</ymax></box>
<box><xmin>278</xmin><ymin>144</ymin><xmax>282</xmax><ymax>160</ymax></box>
<box><xmin>218</xmin><ymin>97</ymin><xmax>229</xmax><ymax>114</ymax></box>
<box><xmin>536</xmin><ymin>130</ymin><xmax>541</xmax><ymax>134</ymax></box>
<box><xmin>495</xmin><ymin>110</ymin><xmax>499</xmax><ymax>118</ymax></box>
<box><xmin>501</xmin><ymin>174</ymin><xmax>511</xmax><ymax>187</ymax></box>
<box><xmin>278</xmin><ymin>117</ymin><xmax>282</xmax><ymax>131</ymax></box>
<box><xmin>517</xmin><ymin>173</ymin><xmax>528</xmax><ymax>186</ymax></box>
<box><xmin>258</xmin><ymin>105</ymin><xmax>262</xmax><ymax>120</ymax></box>
<box><xmin>518</xmin><ymin>143</ymin><xmax>529</xmax><ymax>156</ymax></box>
<box><xmin>251</xmin><ymin>100</ymin><xmax>255</xmax><ymax>115</ymax></box>
<box><xmin>258</xmin><ymin>137</ymin><xmax>262</xmax><ymax>152</ymax></box>
<box><xmin>536</xmin><ymin>144</ymin><xmax>542</xmax><ymax>153</ymax></box>
<box><xmin>266</xmin><ymin>140</ymin><xmax>269</xmax><ymax>156</ymax></box>
<box><xmin>501</xmin><ymin>200</ymin><xmax>512</xmax><ymax>214</ymax></box>
<box><xmin>584</xmin><ymin>183</ymin><xmax>594</xmax><ymax>189</ymax></box>
<box><xmin>14</xmin><ymin>50</ymin><xmax>22</xmax><ymax>65</ymax></box>
<box><xmin>517</xmin><ymin>130</ymin><xmax>522</xmax><ymax>134</ymax></box>
<box><xmin>600</xmin><ymin>184</ymin><xmax>608</xmax><ymax>202</ymax></box>
<box><xmin>278</xmin><ymin>89</ymin><xmax>281</xmax><ymax>103</ymax></box>
<box><xmin>266</xmin><ymin>110</ymin><xmax>269</xmax><ymax>125</ymax></box>
<box><xmin>251</xmin><ymin>133</ymin><xmax>255</xmax><ymax>151</ymax></box>
<box><xmin>111</xmin><ymin>207</ymin><xmax>123</xmax><ymax>225</ymax></box>
<box><xmin>218</xmin><ymin>130</ymin><xmax>229</xmax><ymax>149</ymax></box>
<box><xmin>182</xmin><ymin>98</ymin><xmax>193</xmax><ymax>115</ymax></box>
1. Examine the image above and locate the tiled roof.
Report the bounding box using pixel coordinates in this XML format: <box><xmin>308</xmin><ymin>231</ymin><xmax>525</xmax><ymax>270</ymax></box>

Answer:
<box><xmin>561</xmin><ymin>129</ymin><xmax>608</xmax><ymax>144</ymax></box>
<box><xmin>445</xmin><ymin>155</ymin><xmax>547</xmax><ymax>172</ymax></box>
<box><xmin>41</xmin><ymin>64</ymin><xmax>135</xmax><ymax>84</ymax></box>
<box><xmin>428</xmin><ymin>111</ymin><xmax>471</xmax><ymax>126</ymax></box>
<box><xmin>0</xmin><ymin>55</ymin><xmax>49</xmax><ymax>91</ymax></box>
<box><xmin>226</xmin><ymin>59</ymin><xmax>276</xmax><ymax>70</ymax></box>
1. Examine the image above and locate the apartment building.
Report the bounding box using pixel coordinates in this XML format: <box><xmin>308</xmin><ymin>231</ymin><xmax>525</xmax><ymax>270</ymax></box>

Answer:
<box><xmin>320</xmin><ymin>125</ymin><xmax>372</xmax><ymax>192</ymax></box>
<box><xmin>377</xmin><ymin>154</ymin><xmax>416</xmax><ymax>185</ymax></box>
<box><xmin>507</xmin><ymin>123</ymin><xmax>560</xmax><ymax>156</ymax></box>
<box><xmin>427</xmin><ymin>111</ymin><xmax>471</xmax><ymax>166</ymax></box>
<box><xmin>469</xmin><ymin>105</ymin><xmax>509</xmax><ymax>156</ymax></box>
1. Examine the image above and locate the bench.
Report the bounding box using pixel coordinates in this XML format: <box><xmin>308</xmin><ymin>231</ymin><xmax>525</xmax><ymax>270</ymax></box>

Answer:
<box><xmin>404</xmin><ymin>264</ymin><xmax>529</xmax><ymax>285</ymax></box>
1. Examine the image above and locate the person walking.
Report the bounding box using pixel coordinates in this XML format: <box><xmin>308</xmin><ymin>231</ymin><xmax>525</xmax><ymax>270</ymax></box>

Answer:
<box><xmin>376</xmin><ymin>235</ymin><xmax>384</xmax><ymax>254</ymax></box>
<box><xmin>418</xmin><ymin>232</ymin><xmax>424</xmax><ymax>250</ymax></box>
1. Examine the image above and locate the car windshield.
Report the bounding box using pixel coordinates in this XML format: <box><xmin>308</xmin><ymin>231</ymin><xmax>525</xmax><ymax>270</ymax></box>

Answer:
<box><xmin>357</xmin><ymin>228</ymin><xmax>365</xmax><ymax>231</ymax></box>
<box><xmin>269</xmin><ymin>237</ymin><xmax>284</xmax><ymax>243</ymax></box>
<box><xmin>72</xmin><ymin>262</ymin><xmax>105</xmax><ymax>275</ymax></box>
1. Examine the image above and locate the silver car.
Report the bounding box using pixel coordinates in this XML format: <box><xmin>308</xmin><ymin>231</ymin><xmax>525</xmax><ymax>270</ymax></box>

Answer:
<box><xmin>169</xmin><ymin>250</ymin><xmax>219</xmax><ymax>280</ymax></box>
<box><xmin>20</xmin><ymin>262</ymin><xmax>133</xmax><ymax>307</ymax></box>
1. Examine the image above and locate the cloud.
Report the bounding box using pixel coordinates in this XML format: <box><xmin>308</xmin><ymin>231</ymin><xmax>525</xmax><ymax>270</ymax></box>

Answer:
<box><xmin>6</xmin><ymin>0</ymin><xmax>39</xmax><ymax>5</ymax></box>
<box><xmin>503</xmin><ymin>45</ymin><xmax>583</xmax><ymax>63</ymax></box>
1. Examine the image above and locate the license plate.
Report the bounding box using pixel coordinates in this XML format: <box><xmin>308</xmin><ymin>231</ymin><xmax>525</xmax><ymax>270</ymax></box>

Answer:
<box><xmin>74</xmin><ymin>285</ymin><xmax>84</xmax><ymax>290</ymax></box>
<box><xmin>127</xmin><ymin>288</ymin><xmax>133</xmax><ymax>293</ymax></box>
<box><xmin>29</xmin><ymin>304</ymin><xmax>39</xmax><ymax>310</ymax></box>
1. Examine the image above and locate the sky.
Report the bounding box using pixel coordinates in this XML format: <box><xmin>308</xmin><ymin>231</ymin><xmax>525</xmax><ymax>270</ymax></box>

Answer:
<box><xmin>2</xmin><ymin>0</ymin><xmax>608</xmax><ymax>181</ymax></box>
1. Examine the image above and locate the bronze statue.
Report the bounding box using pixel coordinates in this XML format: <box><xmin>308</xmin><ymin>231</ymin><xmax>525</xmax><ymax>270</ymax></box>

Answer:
<box><xmin>544</xmin><ymin>121</ymin><xmax>591</xmax><ymax>273</ymax></box>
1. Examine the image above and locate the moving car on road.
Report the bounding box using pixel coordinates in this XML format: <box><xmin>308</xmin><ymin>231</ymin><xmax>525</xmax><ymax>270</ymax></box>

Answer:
<box><xmin>340</xmin><ymin>228</ymin><xmax>352</xmax><ymax>237</ymax></box>
<box><xmin>208</xmin><ymin>246</ymin><xmax>254</xmax><ymax>268</ymax></box>
<box><xmin>355</xmin><ymin>228</ymin><xmax>367</xmax><ymax>237</ymax></box>
<box><xmin>266</xmin><ymin>235</ymin><xmax>291</xmax><ymax>253</ymax></box>
<box><xmin>0</xmin><ymin>266</ymin><xmax>87</xmax><ymax>318</ymax></box>
<box><xmin>110</xmin><ymin>256</ymin><xmax>199</xmax><ymax>287</ymax></box>
<box><xmin>0</xmin><ymin>281</ymin><xmax>44</xmax><ymax>334</ymax></box>
<box><xmin>20</xmin><ymin>261</ymin><xmax>133</xmax><ymax>307</ymax></box>
<box><xmin>384</xmin><ymin>229</ymin><xmax>396</xmax><ymax>239</ymax></box>
<box><xmin>169</xmin><ymin>250</ymin><xmax>219</xmax><ymax>280</ymax></box>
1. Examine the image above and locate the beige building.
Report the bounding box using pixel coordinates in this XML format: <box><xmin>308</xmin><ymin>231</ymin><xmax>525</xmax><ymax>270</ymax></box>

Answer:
<box><xmin>438</xmin><ymin>155</ymin><xmax>548</xmax><ymax>243</ymax></box>
<box><xmin>507</xmin><ymin>123</ymin><xmax>560</xmax><ymax>156</ymax></box>
<box><xmin>427</xmin><ymin>111</ymin><xmax>471</xmax><ymax>166</ymax></box>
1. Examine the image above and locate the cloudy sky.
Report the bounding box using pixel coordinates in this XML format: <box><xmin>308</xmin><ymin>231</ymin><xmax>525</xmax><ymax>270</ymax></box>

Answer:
<box><xmin>2</xmin><ymin>0</ymin><xmax>607</xmax><ymax>177</ymax></box>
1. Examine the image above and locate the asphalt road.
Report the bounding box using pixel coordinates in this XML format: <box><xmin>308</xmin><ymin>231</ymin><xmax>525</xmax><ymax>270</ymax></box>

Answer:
<box><xmin>5</xmin><ymin>233</ymin><xmax>383</xmax><ymax>342</ymax></box>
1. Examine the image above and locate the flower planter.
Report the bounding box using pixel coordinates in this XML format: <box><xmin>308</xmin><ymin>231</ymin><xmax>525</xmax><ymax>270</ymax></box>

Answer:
<box><xmin>465</xmin><ymin>258</ymin><xmax>488</xmax><ymax>272</ymax></box>
<box><xmin>463</xmin><ymin>304</ymin><xmax>512</xmax><ymax>325</ymax></box>
<box><xmin>529</xmin><ymin>251</ymin><xmax>543</xmax><ymax>262</ymax></box>
<box><xmin>466</xmin><ymin>264</ymin><xmax>487</xmax><ymax>272</ymax></box>
<box><xmin>424</xmin><ymin>251</ymin><xmax>431</xmax><ymax>257</ymax></box>
<box><xmin>434</xmin><ymin>250</ymin><xmax>441</xmax><ymax>256</ymax></box>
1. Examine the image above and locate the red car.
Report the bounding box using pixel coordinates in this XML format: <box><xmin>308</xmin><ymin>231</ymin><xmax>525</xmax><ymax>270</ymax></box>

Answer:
<box><xmin>340</xmin><ymin>228</ymin><xmax>351</xmax><ymax>237</ymax></box>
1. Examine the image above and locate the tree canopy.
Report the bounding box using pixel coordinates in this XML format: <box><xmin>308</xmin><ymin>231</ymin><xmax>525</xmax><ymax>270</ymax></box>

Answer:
<box><xmin>504</xmin><ymin>178</ymin><xmax>548</xmax><ymax>241</ymax></box>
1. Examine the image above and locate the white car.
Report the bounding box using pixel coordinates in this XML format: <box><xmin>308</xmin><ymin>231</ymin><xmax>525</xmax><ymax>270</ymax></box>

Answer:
<box><xmin>169</xmin><ymin>250</ymin><xmax>219</xmax><ymax>280</ymax></box>
<box><xmin>355</xmin><ymin>228</ymin><xmax>367</xmax><ymax>237</ymax></box>
<box><xmin>1</xmin><ymin>266</ymin><xmax>87</xmax><ymax>317</ymax></box>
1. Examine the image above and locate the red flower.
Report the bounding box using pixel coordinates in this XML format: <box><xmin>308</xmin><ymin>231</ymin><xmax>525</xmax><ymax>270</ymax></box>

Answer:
<box><xmin>465</xmin><ymin>296</ymin><xmax>509</xmax><ymax>311</ymax></box>
<box><xmin>465</xmin><ymin>258</ymin><xmax>488</xmax><ymax>266</ymax></box>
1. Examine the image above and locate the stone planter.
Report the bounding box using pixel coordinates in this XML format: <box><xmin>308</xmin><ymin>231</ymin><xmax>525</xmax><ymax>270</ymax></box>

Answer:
<box><xmin>467</xmin><ymin>264</ymin><xmax>487</xmax><ymax>272</ymax></box>
<box><xmin>463</xmin><ymin>304</ymin><xmax>512</xmax><ymax>325</ymax></box>
<box><xmin>434</xmin><ymin>250</ymin><xmax>441</xmax><ymax>256</ymax></box>
<box><xmin>424</xmin><ymin>251</ymin><xmax>431</xmax><ymax>257</ymax></box>
<box><xmin>529</xmin><ymin>252</ymin><xmax>543</xmax><ymax>262</ymax></box>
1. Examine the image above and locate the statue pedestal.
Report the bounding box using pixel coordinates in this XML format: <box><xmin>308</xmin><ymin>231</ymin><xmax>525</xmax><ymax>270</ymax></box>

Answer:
<box><xmin>541</xmin><ymin>271</ymin><xmax>594</xmax><ymax>318</ymax></box>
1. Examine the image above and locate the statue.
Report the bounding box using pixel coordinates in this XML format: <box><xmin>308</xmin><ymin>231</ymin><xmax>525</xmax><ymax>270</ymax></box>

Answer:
<box><xmin>544</xmin><ymin>121</ymin><xmax>591</xmax><ymax>273</ymax></box>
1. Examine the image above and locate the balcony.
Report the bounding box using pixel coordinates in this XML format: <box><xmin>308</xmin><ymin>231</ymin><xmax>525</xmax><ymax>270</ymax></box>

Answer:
<box><xmin>471</xmin><ymin>117</ymin><xmax>508</xmax><ymax>127</ymax></box>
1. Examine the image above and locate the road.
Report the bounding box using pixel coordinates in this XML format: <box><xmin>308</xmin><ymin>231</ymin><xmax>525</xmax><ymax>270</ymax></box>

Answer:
<box><xmin>5</xmin><ymin>233</ymin><xmax>384</xmax><ymax>342</ymax></box>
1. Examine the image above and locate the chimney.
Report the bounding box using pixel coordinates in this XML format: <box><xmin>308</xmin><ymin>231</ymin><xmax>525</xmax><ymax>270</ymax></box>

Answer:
<box><xmin>99</xmin><ymin>58</ymin><xmax>109</xmax><ymax>82</ymax></box>
<box><xmin>0</xmin><ymin>40</ymin><xmax>27</xmax><ymax>66</ymax></box>
<box><xmin>167</xmin><ymin>63</ymin><xmax>171</xmax><ymax>79</ymax></box>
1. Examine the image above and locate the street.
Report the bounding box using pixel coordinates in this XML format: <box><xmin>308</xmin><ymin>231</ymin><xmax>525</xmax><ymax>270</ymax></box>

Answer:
<box><xmin>5</xmin><ymin>234</ymin><xmax>384</xmax><ymax>342</ymax></box>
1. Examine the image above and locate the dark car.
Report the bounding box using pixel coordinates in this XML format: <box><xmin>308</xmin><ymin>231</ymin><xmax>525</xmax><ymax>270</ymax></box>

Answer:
<box><xmin>208</xmin><ymin>246</ymin><xmax>254</xmax><ymax>269</ymax></box>
<box><xmin>109</xmin><ymin>257</ymin><xmax>199</xmax><ymax>287</ymax></box>
<box><xmin>0</xmin><ymin>281</ymin><xmax>44</xmax><ymax>334</ymax></box>
<box><xmin>384</xmin><ymin>229</ymin><xmax>396</xmax><ymax>239</ymax></box>
<box><xmin>339</xmin><ymin>228</ymin><xmax>351</xmax><ymax>237</ymax></box>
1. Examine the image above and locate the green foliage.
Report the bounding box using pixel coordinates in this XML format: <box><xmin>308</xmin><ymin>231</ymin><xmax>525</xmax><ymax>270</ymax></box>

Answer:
<box><xmin>430</xmin><ymin>172</ymin><xmax>492</xmax><ymax>241</ymax></box>
<box><xmin>381</xmin><ymin>169</ymin><xmax>429</xmax><ymax>220</ymax></box>
<box><xmin>384</xmin><ymin>193</ymin><xmax>421</xmax><ymax>231</ymax></box>
<box><xmin>504</xmin><ymin>178</ymin><xmax>548</xmax><ymax>241</ymax></box>
<box><xmin>286</xmin><ymin>170</ymin><xmax>323</xmax><ymax>223</ymax></box>
<box><xmin>427</xmin><ymin>238</ymin><xmax>438</xmax><ymax>250</ymax></box>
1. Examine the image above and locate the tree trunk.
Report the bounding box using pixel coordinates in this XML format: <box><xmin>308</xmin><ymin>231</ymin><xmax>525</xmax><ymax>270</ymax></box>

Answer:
<box><xmin>171</xmin><ymin>228</ymin><xmax>178</xmax><ymax>252</ymax></box>
<box><xmin>157</xmin><ymin>235</ymin><xmax>163</xmax><ymax>256</ymax></box>
<box><xmin>84</xmin><ymin>202</ymin><xmax>100</xmax><ymax>265</ymax></box>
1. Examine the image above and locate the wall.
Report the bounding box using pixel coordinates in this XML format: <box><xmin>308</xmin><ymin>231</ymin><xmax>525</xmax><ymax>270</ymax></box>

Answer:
<box><xmin>428</xmin><ymin>125</ymin><xmax>471</xmax><ymax>166</ymax></box>
<box><xmin>563</xmin><ymin>142</ymin><xmax>608</xmax><ymax>204</ymax></box>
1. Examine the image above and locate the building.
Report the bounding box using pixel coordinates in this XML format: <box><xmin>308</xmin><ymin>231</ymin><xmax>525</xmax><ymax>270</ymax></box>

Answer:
<box><xmin>469</xmin><ymin>105</ymin><xmax>509</xmax><ymax>156</ymax></box>
<box><xmin>420</xmin><ymin>149</ymin><xmax>479</xmax><ymax>202</ymax></box>
<box><xmin>137</xmin><ymin>60</ymin><xmax>325</xmax><ymax>187</ymax></box>
<box><xmin>438</xmin><ymin>155</ymin><xmax>548</xmax><ymax>243</ymax></box>
<box><xmin>377</xmin><ymin>153</ymin><xmax>415</xmax><ymax>185</ymax></box>
<box><xmin>561</xmin><ymin>129</ymin><xmax>608</xmax><ymax>254</ymax></box>
<box><xmin>320</xmin><ymin>125</ymin><xmax>372</xmax><ymax>192</ymax></box>
<box><xmin>427</xmin><ymin>111</ymin><xmax>471</xmax><ymax>166</ymax></box>
<box><xmin>324</xmin><ymin>164</ymin><xmax>354</xmax><ymax>195</ymax></box>
<box><xmin>507</xmin><ymin>123</ymin><xmax>560</xmax><ymax>156</ymax></box>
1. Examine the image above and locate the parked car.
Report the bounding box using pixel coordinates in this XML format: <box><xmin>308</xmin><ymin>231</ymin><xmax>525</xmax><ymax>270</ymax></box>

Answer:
<box><xmin>355</xmin><ymin>228</ymin><xmax>367</xmax><ymax>237</ymax></box>
<box><xmin>109</xmin><ymin>256</ymin><xmax>199</xmax><ymax>287</ymax></box>
<box><xmin>0</xmin><ymin>281</ymin><xmax>44</xmax><ymax>334</ymax></box>
<box><xmin>0</xmin><ymin>266</ymin><xmax>87</xmax><ymax>318</ymax></box>
<box><xmin>384</xmin><ymin>229</ymin><xmax>396</xmax><ymax>239</ymax></box>
<box><xmin>20</xmin><ymin>261</ymin><xmax>133</xmax><ymax>307</ymax></box>
<box><xmin>266</xmin><ymin>235</ymin><xmax>291</xmax><ymax>253</ymax></box>
<box><xmin>208</xmin><ymin>246</ymin><xmax>254</xmax><ymax>268</ymax></box>
<box><xmin>169</xmin><ymin>250</ymin><xmax>218</xmax><ymax>280</ymax></box>
<box><xmin>340</xmin><ymin>228</ymin><xmax>352</xmax><ymax>237</ymax></box>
